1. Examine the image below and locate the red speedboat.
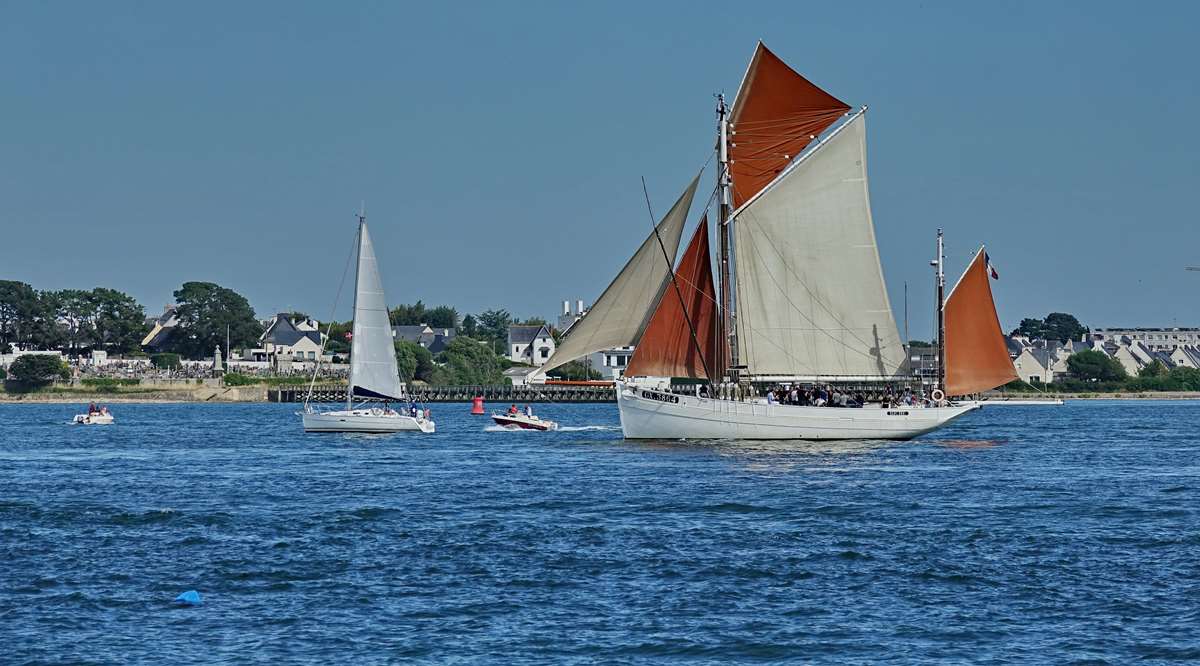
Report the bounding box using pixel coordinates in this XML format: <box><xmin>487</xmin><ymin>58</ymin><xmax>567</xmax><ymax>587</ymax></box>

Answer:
<box><xmin>491</xmin><ymin>412</ymin><xmax>558</xmax><ymax>431</ymax></box>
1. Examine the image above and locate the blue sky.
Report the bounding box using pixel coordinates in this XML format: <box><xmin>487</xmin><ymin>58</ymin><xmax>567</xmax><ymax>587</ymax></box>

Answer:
<box><xmin>2</xmin><ymin>1</ymin><xmax>1196</xmax><ymax>338</ymax></box>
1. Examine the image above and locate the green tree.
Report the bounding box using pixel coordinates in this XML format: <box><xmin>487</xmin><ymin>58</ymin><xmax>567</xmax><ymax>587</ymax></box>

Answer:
<box><xmin>1011</xmin><ymin>313</ymin><xmax>1088</xmax><ymax>342</ymax></box>
<box><xmin>1139</xmin><ymin>360</ymin><xmax>1168</xmax><ymax>378</ymax></box>
<box><xmin>389</xmin><ymin>301</ymin><xmax>426</xmax><ymax>326</ymax></box>
<box><xmin>1067</xmin><ymin>350</ymin><xmax>1126</xmax><ymax>382</ymax></box>
<box><xmin>7</xmin><ymin>354</ymin><xmax>69</xmax><ymax>385</ymax></box>
<box><xmin>46</xmin><ymin>289</ymin><xmax>95</xmax><ymax>353</ymax></box>
<box><xmin>394</xmin><ymin>340</ymin><xmax>435</xmax><ymax>383</ymax></box>
<box><xmin>424</xmin><ymin>305</ymin><xmax>459</xmax><ymax>330</ymax></box>
<box><xmin>476</xmin><ymin>308</ymin><xmax>512</xmax><ymax>351</ymax></box>
<box><xmin>1043</xmin><ymin>313</ymin><xmax>1088</xmax><ymax>343</ymax></box>
<box><xmin>1012</xmin><ymin>318</ymin><xmax>1048</xmax><ymax>339</ymax></box>
<box><xmin>431</xmin><ymin>337</ymin><xmax>506</xmax><ymax>385</ymax></box>
<box><xmin>516</xmin><ymin>316</ymin><xmax>547</xmax><ymax>326</ymax></box>
<box><xmin>87</xmin><ymin>288</ymin><xmax>147</xmax><ymax>353</ymax></box>
<box><xmin>168</xmin><ymin>282</ymin><xmax>262</xmax><ymax>359</ymax></box>
<box><xmin>0</xmin><ymin>281</ymin><xmax>57</xmax><ymax>350</ymax></box>
<box><xmin>461</xmin><ymin>314</ymin><xmax>479</xmax><ymax>338</ymax></box>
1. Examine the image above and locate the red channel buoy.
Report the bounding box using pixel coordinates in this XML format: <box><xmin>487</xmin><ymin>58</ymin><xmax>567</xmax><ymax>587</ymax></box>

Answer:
<box><xmin>470</xmin><ymin>396</ymin><xmax>485</xmax><ymax>415</ymax></box>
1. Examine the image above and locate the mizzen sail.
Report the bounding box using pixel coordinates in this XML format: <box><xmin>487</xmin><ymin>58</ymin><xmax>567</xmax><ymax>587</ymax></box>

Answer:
<box><xmin>348</xmin><ymin>222</ymin><xmax>404</xmax><ymax>401</ymax></box>
<box><xmin>728</xmin><ymin>42</ymin><xmax>851</xmax><ymax>208</ymax></box>
<box><xmin>944</xmin><ymin>247</ymin><xmax>1018</xmax><ymax>395</ymax></box>
<box><xmin>538</xmin><ymin>175</ymin><xmax>699</xmax><ymax>376</ymax></box>
<box><xmin>733</xmin><ymin>112</ymin><xmax>905</xmax><ymax>378</ymax></box>
<box><xmin>625</xmin><ymin>216</ymin><xmax>721</xmax><ymax>379</ymax></box>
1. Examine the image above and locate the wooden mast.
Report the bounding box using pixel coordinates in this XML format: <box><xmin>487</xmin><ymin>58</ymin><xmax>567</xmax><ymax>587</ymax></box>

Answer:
<box><xmin>716</xmin><ymin>93</ymin><xmax>736</xmax><ymax>383</ymax></box>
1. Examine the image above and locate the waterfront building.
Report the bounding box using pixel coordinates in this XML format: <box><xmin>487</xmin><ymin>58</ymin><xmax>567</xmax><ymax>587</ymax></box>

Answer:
<box><xmin>392</xmin><ymin>324</ymin><xmax>457</xmax><ymax>354</ymax></box>
<box><xmin>141</xmin><ymin>305</ymin><xmax>179</xmax><ymax>352</ymax></box>
<box><xmin>1092</xmin><ymin>327</ymin><xmax>1200</xmax><ymax>352</ymax></box>
<box><xmin>507</xmin><ymin>324</ymin><xmax>555</xmax><ymax>366</ymax></box>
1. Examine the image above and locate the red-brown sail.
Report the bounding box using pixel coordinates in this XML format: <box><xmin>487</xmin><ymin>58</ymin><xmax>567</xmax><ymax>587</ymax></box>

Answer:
<box><xmin>728</xmin><ymin>42</ymin><xmax>851</xmax><ymax>208</ymax></box>
<box><xmin>625</xmin><ymin>217</ymin><xmax>721</xmax><ymax>379</ymax></box>
<box><xmin>945</xmin><ymin>248</ymin><xmax>1018</xmax><ymax>396</ymax></box>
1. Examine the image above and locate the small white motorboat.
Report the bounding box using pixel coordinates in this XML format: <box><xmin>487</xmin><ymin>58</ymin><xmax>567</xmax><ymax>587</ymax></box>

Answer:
<box><xmin>491</xmin><ymin>412</ymin><xmax>558</xmax><ymax>431</ymax></box>
<box><xmin>73</xmin><ymin>411</ymin><xmax>114</xmax><ymax>425</ymax></box>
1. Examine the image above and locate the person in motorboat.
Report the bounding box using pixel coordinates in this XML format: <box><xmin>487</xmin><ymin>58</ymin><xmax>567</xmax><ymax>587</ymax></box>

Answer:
<box><xmin>88</xmin><ymin>402</ymin><xmax>97</xmax><ymax>415</ymax></box>
<box><xmin>525</xmin><ymin>404</ymin><xmax>533</xmax><ymax>418</ymax></box>
<box><xmin>507</xmin><ymin>404</ymin><xmax>519</xmax><ymax>415</ymax></box>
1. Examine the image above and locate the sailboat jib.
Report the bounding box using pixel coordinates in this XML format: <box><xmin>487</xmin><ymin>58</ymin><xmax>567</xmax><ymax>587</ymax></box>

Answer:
<box><xmin>732</xmin><ymin>112</ymin><xmax>905</xmax><ymax>379</ymax></box>
<box><xmin>537</xmin><ymin>174</ymin><xmax>700</xmax><ymax>376</ymax></box>
<box><xmin>625</xmin><ymin>216</ymin><xmax>721</xmax><ymax>380</ymax></box>
<box><xmin>727</xmin><ymin>42</ymin><xmax>851</xmax><ymax>209</ymax></box>
<box><xmin>348</xmin><ymin>222</ymin><xmax>405</xmax><ymax>402</ymax></box>
<box><xmin>944</xmin><ymin>246</ymin><xmax>1018</xmax><ymax>396</ymax></box>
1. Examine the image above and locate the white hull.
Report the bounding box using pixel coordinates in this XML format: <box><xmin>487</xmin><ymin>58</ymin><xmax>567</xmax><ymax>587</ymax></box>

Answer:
<box><xmin>491</xmin><ymin>413</ymin><xmax>559</xmax><ymax>431</ymax></box>
<box><xmin>616</xmin><ymin>381</ymin><xmax>978</xmax><ymax>440</ymax></box>
<box><xmin>301</xmin><ymin>408</ymin><xmax>435</xmax><ymax>434</ymax></box>
<box><xmin>73</xmin><ymin>413</ymin><xmax>114</xmax><ymax>425</ymax></box>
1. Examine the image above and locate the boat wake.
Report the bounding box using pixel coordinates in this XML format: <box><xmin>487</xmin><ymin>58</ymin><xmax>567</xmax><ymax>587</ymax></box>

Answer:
<box><xmin>483</xmin><ymin>424</ymin><xmax>619</xmax><ymax>433</ymax></box>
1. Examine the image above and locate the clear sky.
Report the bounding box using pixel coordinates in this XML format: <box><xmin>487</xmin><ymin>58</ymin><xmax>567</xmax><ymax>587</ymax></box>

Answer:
<box><xmin>3</xmin><ymin>1</ymin><xmax>1197</xmax><ymax>338</ymax></box>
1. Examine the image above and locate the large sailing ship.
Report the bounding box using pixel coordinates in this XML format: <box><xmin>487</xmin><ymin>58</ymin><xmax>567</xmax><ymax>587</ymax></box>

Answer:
<box><xmin>537</xmin><ymin>43</ymin><xmax>1020</xmax><ymax>440</ymax></box>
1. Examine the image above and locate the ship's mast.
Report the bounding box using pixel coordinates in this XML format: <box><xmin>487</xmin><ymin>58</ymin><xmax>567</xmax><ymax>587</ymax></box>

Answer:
<box><xmin>347</xmin><ymin>211</ymin><xmax>366</xmax><ymax>409</ymax></box>
<box><xmin>933</xmin><ymin>228</ymin><xmax>946</xmax><ymax>396</ymax></box>
<box><xmin>716</xmin><ymin>94</ymin><xmax>736</xmax><ymax>382</ymax></box>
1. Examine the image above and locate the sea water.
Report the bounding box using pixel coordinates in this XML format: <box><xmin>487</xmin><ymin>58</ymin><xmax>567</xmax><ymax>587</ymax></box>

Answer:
<box><xmin>1</xmin><ymin>401</ymin><xmax>1197</xmax><ymax>663</ymax></box>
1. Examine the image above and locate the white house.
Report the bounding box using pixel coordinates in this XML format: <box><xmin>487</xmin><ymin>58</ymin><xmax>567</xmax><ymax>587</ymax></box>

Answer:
<box><xmin>507</xmin><ymin>324</ymin><xmax>555</xmax><ymax>367</ymax></box>
<box><xmin>244</xmin><ymin>313</ymin><xmax>329</xmax><ymax>363</ymax></box>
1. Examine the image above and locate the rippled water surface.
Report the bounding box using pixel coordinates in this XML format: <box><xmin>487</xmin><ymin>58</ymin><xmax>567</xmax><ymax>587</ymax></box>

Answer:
<box><xmin>2</xmin><ymin>400</ymin><xmax>1198</xmax><ymax>664</ymax></box>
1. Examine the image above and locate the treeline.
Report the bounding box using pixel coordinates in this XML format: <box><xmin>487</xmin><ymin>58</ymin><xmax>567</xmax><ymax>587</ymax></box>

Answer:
<box><xmin>0</xmin><ymin>281</ymin><xmax>147</xmax><ymax>354</ymax></box>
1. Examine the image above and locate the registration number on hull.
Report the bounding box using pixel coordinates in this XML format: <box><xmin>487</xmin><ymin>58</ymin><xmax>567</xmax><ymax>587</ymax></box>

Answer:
<box><xmin>640</xmin><ymin>390</ymin><xmax>680</xmax><ymax>404</ymax></box>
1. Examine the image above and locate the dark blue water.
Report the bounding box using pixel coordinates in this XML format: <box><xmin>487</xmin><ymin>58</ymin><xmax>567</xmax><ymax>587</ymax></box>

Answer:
<box><xmin>1</xmin><ymin>401</ymin><xmax>1198</xmax><ymax>664</ymax></box>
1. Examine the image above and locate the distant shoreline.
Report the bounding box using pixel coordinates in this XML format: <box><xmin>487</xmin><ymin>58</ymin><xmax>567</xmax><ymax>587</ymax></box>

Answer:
<box><xmin>3</xmin><ymin>390</ymin><xmax>1199</xmax><ymax>405</ymax></box>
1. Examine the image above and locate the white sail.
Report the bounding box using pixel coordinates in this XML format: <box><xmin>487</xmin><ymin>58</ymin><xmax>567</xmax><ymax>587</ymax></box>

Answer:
<box><xmin>348</xmin><ymin>222</ymin><xmax>404</xmax><ymax>401</ymax></box>
<box><xmin>732</xmin><ymin>113</ymin><xmax>905</xmax><ymax>378</ymax></box>
<box><xmin>538</xmin><ymin>175</ymin><xmax>699</xmax><ymax>375</ymax></box>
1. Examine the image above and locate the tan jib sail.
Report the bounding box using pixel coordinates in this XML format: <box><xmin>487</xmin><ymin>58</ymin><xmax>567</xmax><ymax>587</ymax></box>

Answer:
<box><xmin>625</xmin><ymin>216</ymin><xmax>721</xmax><ymax>379</ymax></box>
<box><xmin>728</xmin><ymin>42</ymin><xmax>851</xmax><ymax>208</ymax></box>
<box><xmin>733</xmin><ymin>112</ymin><xmax>906</xmax><ymax>379</ymax></box>
<box><xmin>944</xmin><ymin>247</ymin><xmax>1018</xmax><ymax>396</ymax></box>
<box><xmin>536</xmin><ymin>174</ymin><xmax>700</xmax><ymax>376</ymax></box>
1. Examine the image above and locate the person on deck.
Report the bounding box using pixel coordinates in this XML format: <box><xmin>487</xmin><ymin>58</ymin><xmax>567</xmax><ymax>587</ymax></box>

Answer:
<box><xmin>525</xmin><ymin>405</ymin><xmax>533</xmax><ymax>417</ymax></box>
<box><xmin>508</xmin><ymin>404</ymin><xmax>518</xmax><ymax>415</ymax></box>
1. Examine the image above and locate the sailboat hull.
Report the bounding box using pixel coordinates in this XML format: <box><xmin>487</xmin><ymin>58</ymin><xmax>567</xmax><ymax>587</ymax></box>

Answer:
<box><xmin>616</xmin><ymin>382</ymin><xmax>978</xmax><ymax>441</ymax></box>
<box><xmin>301</xmin><ymin>409</ymin><xmax>435</xmax><ymax>434</ymax></box>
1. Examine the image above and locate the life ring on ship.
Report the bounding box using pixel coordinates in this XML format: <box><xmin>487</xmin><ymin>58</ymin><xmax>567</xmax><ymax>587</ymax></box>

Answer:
<box><xmin>930</xmin><ymin>389</ymin><xmax>945</xmax><ymax>403</ymax></box>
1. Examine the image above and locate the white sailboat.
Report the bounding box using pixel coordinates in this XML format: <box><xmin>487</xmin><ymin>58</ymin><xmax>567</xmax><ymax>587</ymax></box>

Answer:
<box><xmin>536</xmin><ymin>43</ymin><xmax>1004</xmax><ymax>440</ymax></box>
<box><xmin>301</xmin><ymin>213</ymin><xmax>435</xmax><ymax>434</ymax></box>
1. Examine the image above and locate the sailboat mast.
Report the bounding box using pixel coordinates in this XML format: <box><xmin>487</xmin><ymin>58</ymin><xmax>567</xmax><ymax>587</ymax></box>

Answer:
<box><xmin>716</xmin><ymin>93</ymin><xmax>736</xmax><ymax>381</ymax></box>
<box><xmin>934</xmin><ymin>228</ymin><xmax>946</xmax><ymax>395</ymax></box>
<box><xmin>346</xmin><ymin>212</ymin><xmax>366</xmax><ymax>409</ymax></box>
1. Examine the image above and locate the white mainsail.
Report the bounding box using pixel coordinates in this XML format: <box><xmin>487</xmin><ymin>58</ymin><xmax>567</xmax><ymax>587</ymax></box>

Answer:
<box><xmin>347</xmin><ymin>221</ymin><xmax>404</xmax><ymax>402</ymax></box>
<box><xmin>538</xmin><ymin>175</ymin><xmax>699</xmax><ymax>375</ymax></box>
<box><xmin>732</xmin><ymin>112</ymin><xmax>905</xmax><ymax>379</ymax></box>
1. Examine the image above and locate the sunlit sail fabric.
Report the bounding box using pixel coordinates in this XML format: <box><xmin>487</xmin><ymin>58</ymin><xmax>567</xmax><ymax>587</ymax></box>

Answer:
<box><xmin>945</xmin><ymin>247</ymin><xmax>1018</xmax><ymax>395</ymax></box>
<box><xmin>538</xmin><ymin>175</ymin><xmax>699</xmax><ymax>376</ymax></box>
<box><xmin>625</xmin><ymin>217</ymin><xmax>721</xmax><ymax>379</ymax></box>
<box><xmin>728</xmin><ymin>42</ymin><xmax>851</xmax><ymax>208</ymax></box>
<box><xmin>349</xmin><ymin>223</ymin><xmax>404</xmax><ymax>401</ymax></box>
<box><xmin>733</xmin><ymin>113</ymin><xmax>905</xmax><ymax>378</ymax></box>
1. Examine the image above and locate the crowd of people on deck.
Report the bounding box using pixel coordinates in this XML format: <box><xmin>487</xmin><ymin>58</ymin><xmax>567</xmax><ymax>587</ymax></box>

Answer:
<box><xmin>764</xmin><ymin>385</ymin><xmax>927</xmax><ymax>408</ymax></box>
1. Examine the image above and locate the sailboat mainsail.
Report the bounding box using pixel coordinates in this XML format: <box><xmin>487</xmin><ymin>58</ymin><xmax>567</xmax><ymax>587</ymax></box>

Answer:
<box><xmin>731</xmin><ymin>112</ymin><xmax>905</xmax><ymax>379</ymax></box>
<box><xmin>624</xmin><ymin>216</ymin><xmax>721</xmax><ymax>379</ymax></box>
<box><xmin>728</xmin><ymin>42</ymin><xmax>851</xmax><ymax>208</ymax></box>
<box><xmin>348</xmin><ymin>222</ymin><xmax>404</xmax><ymax>402</ymax></box>
<box><xmin>538</xmin><ymin>175</ymin><xmax>699</xmax><ymax>375</ymax></box>
<box><xmin>944</xmin><ymin>247</ymin><xmax>1018</xmax><ymax>395</ymax></box>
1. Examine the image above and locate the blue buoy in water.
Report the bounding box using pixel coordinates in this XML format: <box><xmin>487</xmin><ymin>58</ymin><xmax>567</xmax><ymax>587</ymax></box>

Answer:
<box><xmin>175</xmin><ymin>590</ymin><xmax>202</xmax><ymax>606</ymax></box>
